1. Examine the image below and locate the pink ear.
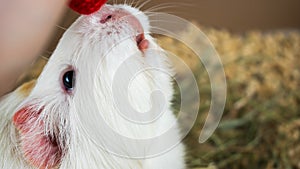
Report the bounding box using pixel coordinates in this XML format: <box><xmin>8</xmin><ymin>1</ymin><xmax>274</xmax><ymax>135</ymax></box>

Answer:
<box><xmin>13</xmin><ymin>106</ymin><xmax>62</xmax><ymax>169</ymax></box>
<box><xmin>13</xmin><ymin>106</ymin><xmax>39</xmax><ymax>131</ymax></box>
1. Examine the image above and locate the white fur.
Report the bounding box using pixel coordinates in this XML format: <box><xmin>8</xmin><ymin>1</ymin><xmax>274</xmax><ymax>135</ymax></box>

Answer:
<box><xmin>0</xmin><ymin>4</ymin><xmax>186</xmax><ymax>169</ymax></box>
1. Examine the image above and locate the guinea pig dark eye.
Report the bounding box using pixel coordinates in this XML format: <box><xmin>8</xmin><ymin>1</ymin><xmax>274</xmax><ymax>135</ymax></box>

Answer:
<box><xmin>62</xmin><ymin>70</ymin><xmax>75</xmax><ymax>92</ymax></box>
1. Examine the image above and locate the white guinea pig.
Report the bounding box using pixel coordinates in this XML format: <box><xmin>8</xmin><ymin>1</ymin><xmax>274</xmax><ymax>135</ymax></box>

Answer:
<box><xmin>0</xmin><ymin>4</ymin><xmax>186</xmax><ymax>169</ymax></box>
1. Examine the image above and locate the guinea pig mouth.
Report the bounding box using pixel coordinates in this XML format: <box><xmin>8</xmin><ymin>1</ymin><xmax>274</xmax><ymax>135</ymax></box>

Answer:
<box><xmin>136</xmin><ymin>33</ymin><xmax>149</xmax><ymax>52</ymax></box>
<box><xmin>125</xmin><ymin>14</ymin><xmax>149</xmax><ymax>52</ymax></box>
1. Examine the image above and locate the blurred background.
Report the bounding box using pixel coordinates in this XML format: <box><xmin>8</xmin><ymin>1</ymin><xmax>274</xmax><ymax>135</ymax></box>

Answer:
<box><xmin>21</xmin><ymin>0</ymin><xmax>300</xmax><ymax>169</ymax></box>
<box><xmin>45</xmin><ymin>0</ymin><xmax>300</xmax><ymax>54</ymax></box>
<box><xmin>136</xmin><ymin>0</ymin><xmax>300</xmax><ymax>32</ymax></box>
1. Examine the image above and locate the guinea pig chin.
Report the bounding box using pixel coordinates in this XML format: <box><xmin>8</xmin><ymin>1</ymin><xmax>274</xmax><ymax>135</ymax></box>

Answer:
<box><xmin>12</xmin><ymin>104</ymin><xmax>69</xmax><ymax>169</ymax></box>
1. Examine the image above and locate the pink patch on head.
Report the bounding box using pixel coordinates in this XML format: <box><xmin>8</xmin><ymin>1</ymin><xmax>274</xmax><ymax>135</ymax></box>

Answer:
<box><xmin>13</xmin><ymin>106</ymin><xmax>62</xmax><ymax>169</ymax></box>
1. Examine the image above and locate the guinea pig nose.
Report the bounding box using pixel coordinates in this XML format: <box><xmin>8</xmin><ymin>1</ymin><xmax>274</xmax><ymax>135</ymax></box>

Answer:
<box><xmin>99</xmin><ymin>8</ymin><xmax>131</xmax><ymax>24</ymax></box>
<box><xmin>100</xmin><ymin>14</ymin><xmax>113</xmax><ymax>24</ymax></box>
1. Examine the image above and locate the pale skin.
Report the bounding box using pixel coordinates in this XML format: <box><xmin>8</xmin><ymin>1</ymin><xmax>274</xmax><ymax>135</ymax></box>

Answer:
<box><xmin>0</xmin><ymin>0</ymin><xmax>66</xmax><ymax>96</ymax></box>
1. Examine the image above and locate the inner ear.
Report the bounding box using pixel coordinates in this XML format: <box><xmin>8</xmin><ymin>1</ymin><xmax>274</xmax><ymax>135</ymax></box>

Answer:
<box><xmin>13</xmin><ymin>106</ymin><xmax>40</xmax><ymax>128</ymax></box>
<box><xmin>13</xmin><ymin>106</ymin><xmax>62</xmax><ymax>169</ymax></box>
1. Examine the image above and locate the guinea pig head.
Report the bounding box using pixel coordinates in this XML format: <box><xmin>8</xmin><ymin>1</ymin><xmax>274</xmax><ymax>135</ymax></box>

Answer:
<box><xmin>12</xmin><ymin>4</ymin><xmax>172</xmax><ymax>168</ymax></box>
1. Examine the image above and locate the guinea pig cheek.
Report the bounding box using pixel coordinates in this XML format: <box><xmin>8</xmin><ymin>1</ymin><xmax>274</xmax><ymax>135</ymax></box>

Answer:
<box><xmin>13</xmin><ymin>107</ymin><xmax>62</xmax><ymax>169</ymax></box>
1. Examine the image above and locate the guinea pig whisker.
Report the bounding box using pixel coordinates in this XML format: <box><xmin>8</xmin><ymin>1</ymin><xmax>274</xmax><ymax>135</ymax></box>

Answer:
<box><xmin>144</xmin><ymin>11</ymin><xmax>166</xmax><ymax>17</ymax></box>
<box><xmin>55</xmin><ymin>24</ymin><xmax>68</xmax><ymax>31</ymax></box>
<box><xmin>124</xmin><ymin>0</ymin><xmax>135</xmax><ymax>7</ymax></box>
<box><xmin>132</xmin><ymin>0</ymin><xmax>140</xmax><ymax>8</ymax></box>
<box><xmin>136</xmin><ymin>0</ymin><xmax>152</xmax><ymax>10</ymax></box>
<box><xmin>40</xmin><ymin>55</ymin><xmax>50</xmax><ymax>61</ymax></box>
<box><xmin>132</xmin><ymin>0</ymin><xmax>142</xmax><ymax>8</ymax></box>
<box><xmin>45</xmin><ymin>50</ymin><xmax>53</xmax><ymax>55</ymax></box>
<box><xmin>144</xmin><ymin>10</ymin><xmax>177</xmax><ymax>14</ymax></box>
<box><xmin>144</xmin><ymin>3</ymin><xmax>180</xmax><ymax>13</ymax></box>
<box><xmin>149</xmin><ymin>18</ymin><xmax>181</xmax><ymax>26</ymax></box>
<box><xmin>132</xmin><ymin>0</ymin><xmax>138</xmax><ymax>6</ymax></box>
<box><xmin>149</xmin><ymin>26</ymin><xmax>177</xmax><ymax>38</ymax></box>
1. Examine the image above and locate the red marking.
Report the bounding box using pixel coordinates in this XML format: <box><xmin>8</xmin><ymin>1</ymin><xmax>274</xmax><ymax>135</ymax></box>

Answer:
<box><xmin>69</xmin><ymin>0</ymin><xmax>107</xmax><ymax>15</ymax></box>
<box><xmin>13</xmin><ymin>107</ymin><xmax>62</xmax><ymax>169</ymax></box>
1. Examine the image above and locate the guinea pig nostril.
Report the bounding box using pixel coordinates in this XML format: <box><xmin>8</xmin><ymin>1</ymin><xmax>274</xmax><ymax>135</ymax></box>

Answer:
<box><xmin>100</xmin><ymin>14</ymin><xmax>113</xmax><ymax>24</ymax></box>
<box><xmin>106</xmin><ymin>15</ymin><xmax>112</xmax><ymax>20</ymax></box>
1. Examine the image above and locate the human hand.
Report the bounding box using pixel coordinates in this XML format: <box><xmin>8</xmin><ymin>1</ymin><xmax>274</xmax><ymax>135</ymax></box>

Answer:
<box><xmin>0</xmin><ymin>0</ymin><xmax>66</xmax><ymax>96</ymax></box>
